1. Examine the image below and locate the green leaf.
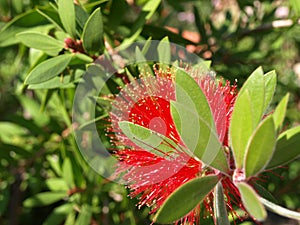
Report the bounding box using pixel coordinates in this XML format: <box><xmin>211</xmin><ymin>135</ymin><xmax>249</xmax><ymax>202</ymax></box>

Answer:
<box><xmin>244</xmin><ymin>116</ymin><xmax>276</xmax><ymax>177</ymax></box>
<box><xmin>57</xmin><ymin>0</ymin><xmax>77</xmax><ymax>38</ymax></box>
<box><xmin>74</xmin><ymin>204</ymin><xmax>92</xmax><ymax>225</ymax></box>
<box><xmin>0</xmin><ymin>9</ymin><xmax>50</xmax><ymax>47</ymax></box>
<box><xmin>237</xmin><ymin>182</ymin><xmax>267</xmax><ymax>221</ymax></box>
<box><xmin>290</xmin><ymin>0</ymin><xmax>300</xmax><ymax>17</ymax></box>
<box><xmin>214</xmin><ymin>182</ymin><xmax>230</xmax><ymax>225</ymax></box>
<box><xmin>267</xmin><ymin>126</ymin><xmax>300</xmax><ymax>169</ymax></box>
<box><xmin>170</xmin><ymin>101</ymin><xmax>228</xmax><ymax>173</ymax></box>
<box><xmin>82</xmin><ymin>7</ymin><xmax>104</xmax><ymax>55</ymax></box>
<box><xmin>239</xmin><ymin>67</ymin><xmax>265</xmax><ymax>124</ymax></box>
<box><xmin>36</xmin><ymin>6</ymin><xmax>64</xmax><ymax>31</ymax></box>
<box><xmin>174</xmin><ymin>69</ymin><xmax>213</xmax><ymax>140</ymax></box>
<box><xmin>23</xmin><ymin>192</ymin><xmax>67</xmax><ymax>207</ymax></box>
<box><xmin>118</xmin><ymin>121</ymin><xmax>181</xmax><ymax>158</ymax></box>
<box><xmin>171</xmin><ymin>69</ymin><xmax>228</xmax><ymax>172</ymax></box>
<box><xmin>17</xmin><ymin>31</ymin><xmax>64</xmax><ymax>56</ymax></box>
<box><xmin>18</xmin><ymin>95</ymin><xmax>50</xmax><ymax>126</ymax></box>
<box><xmin>25</xmin><ymin>54</ymin><xmax>73</xmax><ymax>84</ymax></box>
<box><xmin>158</xmin><ymin>37</ymin><xmax>171</xmax><ymax>64</ymax></box>
<box><xmin>107</xmin><ymin>0</ymin><xmax>127</xmax><ymax>30</ymax></box>
<box><xmin>260</xmin><ymin>197</ymin><xmax>300</xmax><ymax>221</ymax></box>
<box><xmin>119</xmin><ymin>0</ymin><xmax>161</xmax><ymax>48</ymax></box>
<box><xmin>62</xmin><ymin>158</ymin><xmax>75</xmax><ymax>188</ymax></box>
<box><xmin>69</xmin><ymin>53</ymin><xmax>94</xmax><ymax>65</ymax></box>
<box><xmin>154</xmin><ymin>175</ymin><xmax>219</xmax><ymax>224</ymax></box>
<box><xmin>43</xmin><ymin>203</ymin><xmax>73</xmax><ymax>225</ymax></box>
<box><xmin>272</xmin><ymin>93</ymin><xmax>289</xmax><ymax>131</ymax></box>
<box><xmin>75</xmin><ymin>4</ymin><xmax>89</xmax><ymax>30</ymax></box>
<box><xmin>254</xmin><ymin>183</ymin><xmax>278</xmax><ymax>204</ymax></box>
<box><xmin>28</xmin><ymin>71</ymin><xmax>83</xmax><ymax>89</ymax></box>
<box><xmin>263</xmin><ymin>70</ymin><xmax>277</xmax><ymax>112</ymax></box>
<box><xmin>229</xmin><ymin>67</ymin><xmax>265</xmax><ymax>169</ymax></box>
<box><xmin>46</xmin><ymin>178</ymin><xmax>69</xmax><ymax>192</ymax></box>
<box><xmin>135</xmin><ymin>46</ymin><xmax>154</xmax><ymax>76</ymax></box>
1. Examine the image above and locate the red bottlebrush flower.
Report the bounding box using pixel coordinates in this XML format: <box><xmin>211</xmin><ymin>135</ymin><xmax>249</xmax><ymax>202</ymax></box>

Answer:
<box><xmin>108</xmin><ymin>65</ymin><xmax>240</xmax><ymax>224</ymax></box>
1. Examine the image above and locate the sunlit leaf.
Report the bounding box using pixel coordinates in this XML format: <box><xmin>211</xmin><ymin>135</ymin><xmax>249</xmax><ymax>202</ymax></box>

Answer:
<box><xmin>272</xmin><ymin>93</ymin><xmax>289</xmax><ymax>131</ymax></box>
<box><xmin>154</xmin><ymin>175</ymin><xmax>218</xmax><ymax>224</ymax></box>
<box><xmin>230</xmin><ymin>67</ymin><xmax>265</xmax><ymax>169</ymax></box>
<box><xmin>74</xmin><ymin>204</ymin><xmax>92</xmax><ymax>225</ymax></box>
<box><xmin>46</xmin><ymin>178</ymin><xmax>69</xmax><ymax>192</ymax></box>
<box><xmin>62</xmin><ymin>158</ymin><xmax>75</xmax><ymax>188</ymax></box>
<box><xmin>170</xmin><ymin>101</ymin><xmax>228</xmax><ymax>173</ymax></box>
<box><xmin>23</xmin><ymin>192</ymin><xmax>67</xmax><ymax>207</ymax></box>
<box><xmin>244</xmin><ymin>116</ymin><xmax>276</xmax><ymax>177</ymax></box>
<box><xmin>237</xmin><ymin>182</ymin><xmax>267</xmax><ymax>221</ymax></box>
<box><xmin>158</xmin><ymin>36</ymin><xmax>171</xmax><ymax>64</ymax></box>
<box><xmin>263</xmin><ymin>70</ymin><xmax>277</xmax><ymax>112</ymax></box>
<box><xmin>118</xmin><ymin>121</ymin><xmax>181</xmax><ymax>158</ymax></box>
<box><xmin>267</xmin><ymin>126</ymin><xmax>300</xmax><ymax>169</ymax></box>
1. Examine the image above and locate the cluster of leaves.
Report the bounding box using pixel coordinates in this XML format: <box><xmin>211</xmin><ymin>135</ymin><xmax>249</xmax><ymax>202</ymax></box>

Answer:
<box><xmin>116</xmin><ymin>64</ymin><xmax>300</xmax><ymax>224</ymax></box>
<box><xmin>0</xmin><ymin>0</ymin><xmax>300</xmax><ymax>225</ymax></box>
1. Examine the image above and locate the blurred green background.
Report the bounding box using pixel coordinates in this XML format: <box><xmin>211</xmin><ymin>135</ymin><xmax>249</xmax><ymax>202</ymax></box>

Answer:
<box><xmin>0</xmin><ymin>0</ymin><xmax>299</xmax><ymax>225</ymax></box>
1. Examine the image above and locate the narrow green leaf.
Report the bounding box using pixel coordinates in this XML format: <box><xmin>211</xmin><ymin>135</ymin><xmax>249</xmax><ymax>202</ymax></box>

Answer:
<box><xmin>237</xmin><ymin>182</ymin><xmax>267</xmax><ymax>221</ymax></box>
<box><xmin>244</xmin><ymin>116</ymin><xmax>276</xmax><ymax>177</ymax></box>
<box><xmin>154</xmin><ymin>175</ymin><xmax>219</xmax><ymax>224</ymax></box>
<box><xmin>62</xmin><ymin>158</ymin><xmax>75</xmax><ymax>188</ymax></box>
<box><xmin>238</xmin><ymin>66</ymin><xmax>265</xmax><ymax>124</ymax></box>
<box><xmin>25</xmin><ymin>54</ymin><xmax>73</xmax><ymax>84</ymax></box>
<box><xmin>158</xmin><ymin>37</ymin><xmax>171</xmax><ymax>64</ymax></box>
<box><xmin>229</xmin><ymin>90</ymin><xmax>253</xmax><ymax>169</ymax></box>
<box><xmin>230</xmin><ymin>67</ymin><xmax>265</xmax><ymax>169</ymax></box>
<box><xmin>118</xmin><ymin>121</ymin><xmax>180</xmax><ymax>158</ymax></box>
<box><xmin>267</xmin><ymin>126</ymin><xmax>300</xmax><ymax>169</ymax></box>
<box><xmin>46</xmin><ymin>178</ymin><xmax>69</xmax><ymax>191</ymax></box>
<box><xmin>135</xmin><ymin>47</ymin><xmax>154</xmax><ymax>76</ymax></box>
<box><xmin>30</xmin><ymin>68</ymin><xmax>83</xmax><ymax>90</ymax></box>
<box><xmin>57</xmin><ymin>0</ymin><xmax>77</xmax><ymax>38</ymax></box>
<box><xmin>75</xmin><ymin>4</ymin><xmax>89</xmax><ymax>30</ymax></box>
<box><xmin>263</xmin><ymin>70</ymin><xmax>277</xmax><ymax>112</ymax></box>
<box><xmin>170</xmin><ymin>101</ymin><xmax>228</xmax><ymax>173</ymax></box>
<box><xmin>23</xmin><ymin>192</ymin><xmax>67</xmax><ymax>208</ymax></box>
<box><xmin>17</xmin><ymin>31</ymin><xmax>64</xmax><ymax>56</ymax></box>
<box><xmin>82</xmin><ymin>7</ymin><xmax>104</xmax><ymax>55</ymax></box>
<box><xmin>0</xmin><ymin>9</ymin><xmax>50</xmax><ymax>47</ymax></box>
<box><xmin>272</xmin><ymin>93</ymin><xmax>289</xmax><ymax>131</ymax></box>
<box><xmin>260</xmin><ymin>197</ymin><xmax>300</xmax><ymax>221</ymax></box>
<box><xmin>214</xmin><ymin>182</ymin><xmax>230</xmax><ymax>225</ymax></box>
<box><xmin>254</xmin><ymin>183</ymin><xmax>278</xmax><ymax>204</ymax></box>
<box><xmin>43</xmin><ymin>203</ymin><xmax>73</xmax><ymax>225</ymax></box>
<box><xmin>175</xmin><ymin>69</ymin><xmax>212</xmax><ymax>129</ymax></box>
<box><xmin>69</xmin><ymin>53</ymin><xmax>94</xmax><ymax>65</ymax></box>
<box><xmin>119</xmin><ymin>0</ymin><xmax>160</xmax><ymax>48</ymax></box>
<box><xmin>74</xmin><ymin>204</ymin><xmax>92</xmax><ymax>225</ymax></box>
<box><xmin>36</xmin><ymin>7</ymin><xmax>64</xmax><ymax>31</ymax></box>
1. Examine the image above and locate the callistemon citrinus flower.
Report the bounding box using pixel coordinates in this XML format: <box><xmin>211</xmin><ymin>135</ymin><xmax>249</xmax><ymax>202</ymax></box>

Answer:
<box><xmin>108</xmin><ymin>65</ymin><xmax>241</xmax><ymax>224</ymax></box>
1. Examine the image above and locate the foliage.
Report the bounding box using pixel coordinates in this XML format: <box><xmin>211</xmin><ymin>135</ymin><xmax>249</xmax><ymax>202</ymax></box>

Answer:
<box><xmin>0</xmin><ymin>0</ymin><xmax>300</xmax><ymax>225</ymax></box>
